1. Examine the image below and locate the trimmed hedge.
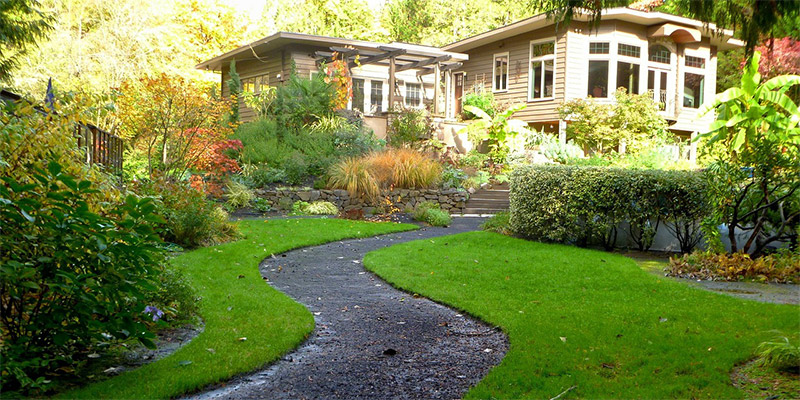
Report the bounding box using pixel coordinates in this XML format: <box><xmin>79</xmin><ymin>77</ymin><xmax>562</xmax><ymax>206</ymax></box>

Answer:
<box><xmin>509</xmin><ymin>165</ymin><xmax>707</xmax><ymax>251</ymax></box>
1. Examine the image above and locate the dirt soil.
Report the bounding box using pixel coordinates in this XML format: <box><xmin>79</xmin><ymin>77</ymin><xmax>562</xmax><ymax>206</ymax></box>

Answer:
<box><xmin>189</xmin><ymin>217</ymin><xmax>508</xmax><ymax>400</ymax></box>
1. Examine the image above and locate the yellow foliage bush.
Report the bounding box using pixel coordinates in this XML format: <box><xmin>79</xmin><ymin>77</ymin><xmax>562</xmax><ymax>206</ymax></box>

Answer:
<box><xmin>667</xmin><ymin>251</ymin><xmax>800</xmax><ymax>283</ymax></box>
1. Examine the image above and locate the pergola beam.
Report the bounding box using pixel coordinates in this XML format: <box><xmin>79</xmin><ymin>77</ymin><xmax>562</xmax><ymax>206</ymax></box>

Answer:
<box><xmin>416</xmin><ymin>62</ymin><xmax>463</xmax><ymax>76</ymax></box>
<box><xmin>396</xmin><ymin>55</ymin><xmax>451</xmax><ymax>72</ymax></box>
<box><xmin>351</xmin><ymin>47</ymin><xmax>406</xmax><ymax>68</ymax></box>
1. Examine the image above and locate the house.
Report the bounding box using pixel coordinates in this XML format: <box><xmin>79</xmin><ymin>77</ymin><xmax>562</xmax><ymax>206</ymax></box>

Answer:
<box><xmin>441</xmin><ymin>7</ymin><xmax>744</xmax><ymax>158</ymax></box>
<box><xmin>196</xmin><ymin>32</ymin><xmax>468</xmax><ymax>138</ymax></box>
<box><xmin>197</xmin><ymin>8</ymin><xmax>742</xmax><ymax>157</ymax></box>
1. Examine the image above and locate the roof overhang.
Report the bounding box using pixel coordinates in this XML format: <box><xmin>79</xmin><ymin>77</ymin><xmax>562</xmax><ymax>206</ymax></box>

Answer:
<box><xmin>648</xmin><ymin>23</ymin><xmax>702</xmax><ymax>43</ymax></box>
<box><xmin>196</xmin><ymin>32</ymin><xmax>468</xmax><ymax>72</ymax></box>
<box><xmin>443</xmin><ymin>7</ymin><xmax>744</xmax><ymax>52</ymax></box>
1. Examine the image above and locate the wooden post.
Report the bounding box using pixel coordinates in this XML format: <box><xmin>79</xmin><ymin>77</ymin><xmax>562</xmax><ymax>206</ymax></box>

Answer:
<box><xmin>433</xmin><ymin>62</ymin><xmax>441</xmax><ymax>115</ymax></box>
<box><xmin>388</xmin><ymin>56</ymin><xmax>396</xmax><ymax>112</ymax></box>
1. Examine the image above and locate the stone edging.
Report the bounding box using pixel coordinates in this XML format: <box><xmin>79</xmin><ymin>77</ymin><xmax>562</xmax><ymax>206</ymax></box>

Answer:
<box><xmin>254</xmin><ymin>188</ymin><xmax>469</xmax><ymax>214</ymax></box>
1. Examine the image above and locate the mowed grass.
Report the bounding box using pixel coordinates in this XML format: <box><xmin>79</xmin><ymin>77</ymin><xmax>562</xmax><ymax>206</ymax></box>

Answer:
<box><xmin>363</xmin><ymin>231</ymin><xmax>800</xmax><ymax>399</ymax></box>
<box><xmin>63</xmin><ymin>218</ymin><xmax>416</xmax><ymax>399</ymax></box>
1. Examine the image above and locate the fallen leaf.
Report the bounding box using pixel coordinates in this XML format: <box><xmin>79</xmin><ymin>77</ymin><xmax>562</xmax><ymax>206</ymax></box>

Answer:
<box><xmin>560</xmin><ymin>337</ymin><xmax>567</xmax><ymax>343</ymax></box>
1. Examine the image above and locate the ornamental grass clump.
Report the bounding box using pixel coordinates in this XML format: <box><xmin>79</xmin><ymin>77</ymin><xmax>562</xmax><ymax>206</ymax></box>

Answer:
<box><xmin>328</xmin><ymin>148</ymin><xmax>441</xmax><ymax>199</ymax></box>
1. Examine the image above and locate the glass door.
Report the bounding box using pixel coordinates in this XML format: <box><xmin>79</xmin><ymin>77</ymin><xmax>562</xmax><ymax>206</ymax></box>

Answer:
<box><xmin>647</xmin><ymin>68</ymin><xmax>672</xmax><ymax>114</ymax></box>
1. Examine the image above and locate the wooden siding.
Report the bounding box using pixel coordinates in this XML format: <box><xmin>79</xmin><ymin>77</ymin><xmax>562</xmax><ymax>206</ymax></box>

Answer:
<box><xmin>220</xmin><ymin>51</ymin><xmax>284</xmax><ymax>122</ymax></box>
<box><xmin>457</xmin><ymin>26</ymin><xmax>568</xmax><ymax>123</ymax></box>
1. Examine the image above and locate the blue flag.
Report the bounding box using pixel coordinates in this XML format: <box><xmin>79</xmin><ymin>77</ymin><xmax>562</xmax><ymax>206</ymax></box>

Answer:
<box><xmin>45</xmin><ymin>78</ymin><xmax>55</xmax><ymax>112</ymax></box>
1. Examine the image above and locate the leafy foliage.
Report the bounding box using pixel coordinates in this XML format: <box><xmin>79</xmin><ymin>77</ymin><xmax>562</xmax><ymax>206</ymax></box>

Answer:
<box><xmin>134</xmin><ymin>179</ymin><xmax>238</xmax><ymax>248</ymax></box>
<box><xmin>558</xmin><ymin>89</ymin><xmax>671</xmax><ymax>155</ymax></box>
<box><xmin>412</xmin><ymin>201</ymin><xmax>451</xmax><ymax>226</ymax></box>
<box><xmin>667</xmin><ymin>251</ymin><xmax>800</xmax><ymax>284</ymax></box>
<box><xmin>0</xmin><ymin>0</ymin><xmax>53</xmax><ymax>81</ymax></box>
<box><xmin>268</xmin><ymin>70</ymin><xmax>335</xmax><ymax>129</ymax></box>
<box><xmin>698</xmin><ymin>52</ymin><xmax>800</xmax><ymax>255</ymax></box>
<box><xmin>756</xmin><ymin>335</ymin><xmax>800</xmax><ymax>372</ymax></box>
<box><xmin>461</xmin><ymin>103</ymin><xmax>532</xmax><ymax>166</ymax></box>
<box><xmin>461</xmin><ymin>90</ymin><xmax>496</xmax><ymax>119</ymax></box>
<box><xmin>481</xmin><ymin>211</ymin><xmax>511</xmax><ymax>235</ymax></box>
<box><xmin>116</xmin><ymin>74</ymin><xmax>233</xmax><ymax>181</ymax></box>
<box><xmin>510</xmin><ymin>165</ymin><xmax>707</xmax><ymax>251</ymax></box>
<box><xmin>225</xmin><ymin>180</ymin><xmax>254</xmax><ymax>210</ymax></box>
<box><xmin>388</xmin><ymin>107</ymin><xmax>438</xmax><ymax>150</ymax></box>
<box><xmin>0</xmin><ymin>163</ymin><xmax>166</xmax><ymax>395</ymax></box>
<box><xmin>290</xmin><ymin>200</ymin><xmax>339</xmax><ymax>215</ymax></box>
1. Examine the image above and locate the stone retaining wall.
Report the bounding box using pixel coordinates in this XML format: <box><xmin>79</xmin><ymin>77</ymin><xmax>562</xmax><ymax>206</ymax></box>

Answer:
<box><xmin>254</xmin><ymin>188</ymin><xmax>469</xmax><ymax>214</ymax></box>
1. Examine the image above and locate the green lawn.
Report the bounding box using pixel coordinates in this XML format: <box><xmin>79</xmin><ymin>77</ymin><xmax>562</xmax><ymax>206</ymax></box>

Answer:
<box><xmin>62</xmin><ymin>218</ymin><xmax>416</xmax><ymax>399</ymax></box>
<box><xmin>364</xmin><ymin>231</ymin><xmax>799</xmax><ymax>399</ymax></box>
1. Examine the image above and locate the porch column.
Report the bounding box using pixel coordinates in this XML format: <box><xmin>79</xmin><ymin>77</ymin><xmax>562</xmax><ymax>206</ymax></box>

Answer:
<box><xmin>433</xmin><ymin>62</ymin><xmax>441</xmax><ymax>115</ymax></box>
<box><xmin>444</xmin><ymin>70</ymin><xmax>452</xmax><ymax>119</ymax></box>
<box><xmin>558</xmin><ymin>120</ymin><xmax>567</xmax><ymax>145</ymax></box>
<box><xmin>690</xmin><ymin>131</ymin><xmax>698</xmax><ymax>163</ymax></box>
<box><xmin>388</xmin><ymin>56</ymin><xmax>396</xmax><ymax>111</ymax></box>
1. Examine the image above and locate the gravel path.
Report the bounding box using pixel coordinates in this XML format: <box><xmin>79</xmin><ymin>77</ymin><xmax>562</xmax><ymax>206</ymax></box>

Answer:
<box><xmin>190</xmin><ymin>217</ymin><xmax>508</xmax><ymax>400</ymax></box>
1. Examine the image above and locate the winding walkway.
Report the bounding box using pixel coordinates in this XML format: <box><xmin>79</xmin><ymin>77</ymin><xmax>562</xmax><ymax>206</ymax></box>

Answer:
<box><xmin>191</xmin><ymin>218</ymin><xmax>508</xmax><ymax>400</ymax></box>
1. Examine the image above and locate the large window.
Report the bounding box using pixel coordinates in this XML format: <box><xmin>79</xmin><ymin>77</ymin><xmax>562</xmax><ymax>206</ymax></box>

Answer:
<box><xmin>588</xmin><ymin>60</ymin><xmax>609</xmax><ymax>98</ymax></box>
<box><xmin>683</xmin><ymin>54</ymin><xmax>706</xmax><ymax>109</ymax></box>
<box><xmin>617</xmin><ymin>62</ymin><xmax>640</xmax><ymax>94</ymax></box>
<box><xmin>370</xmin><ymin>81</ymin><xmax>383</xmax><ymax>113</ymax></box>
<box><xmin>352</xmin><ymin>78</ymin><xmax>365</xmax><ymax>112</ymax></box>
<box><xmin>405</xmin><ymin>83</ymin><xmax>422</xmax><ymax>107</ymax></box>
<box><xmin>493</xmin><ymin>53</ymin><xmax>509</xmax><ymax>92</ymax></box>
<box><xmin>683</xmin><ymin>73</ymin><xmax>705</xmax><ymax>109</ymax></box>
<box><xmin>529</xmin><ymin>40</ymin><xmax>555</xmax><ymax>100</ymax></box>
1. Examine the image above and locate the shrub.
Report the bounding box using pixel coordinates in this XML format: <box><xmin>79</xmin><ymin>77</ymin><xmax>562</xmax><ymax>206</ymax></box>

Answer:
<box><xmin>268</xmin><ymin>69</ymin><xmax>334</xmax><ymax>128</ymax></box>
<box><xmin>388</xmin><ymin>107</ymin><xmax>437</xmax><ymax>150</ymax></box>
<box><xmin>240</xmin><ymin>163</ymin><xmax>287</xmax><ymax>188</ymax></box>
<box><xmin>462</xmin><ymin>90</ymin><xmax>496</xmax><ymax>119</ymax></box>
<box><xmin>509</xmin><ymin>165</ymin><xmax>707</xmax><ymax>250</ymax></box>
<box><xmin>289</xmin><ymin>200</ymin><xmax>339</xmax><ymax>216</ymax></box>
<box><xmin>251</xmin><ymin>197</ymin><xmax>272</xmax><ymax>213</ymax></box>
<box><xmin>539</xmin><ymin>135</ymin><xmax>584</xmax><ymax>164</ymax></box>
<box><xmin>412</xmin><ymin>202</ymin><xmax>451</xmax><ymax>227</ymax></box>
<box><xmin>134</xmin><ymin>179</ymin><xmax>238</xmax><ymax>248</ymax></box>
<box><xmin>666</xmin><ymin>250</ymin><xmax>800</xmax><ymax>283</ymax></box>
<box><xmin>441</xmin><ymin>167</ymin><xmax>468</xmax><ymax>189</ymax></box>
<box><xmin>283</xmin><ymin>152</ymin><xmax>310</xmax><ymax>185</ymax></box>
<box><xmin>481</xmin><ymin>211</ymin><xmax>511</xmax><ymax>235</ymax></box>
<box><xmin>225</xmin><ymin>181</ymin><xmax>254</xmax><ymax>209</ymax></box>
<box><xmin>756</xmin><ymin>335</ymin><xmax>800</xmax><ymax>372</ymax></box>
<box><xmin>0</xmin><ymin>163</ymin><xmax>166</xmax><ymax>395</ymax></box>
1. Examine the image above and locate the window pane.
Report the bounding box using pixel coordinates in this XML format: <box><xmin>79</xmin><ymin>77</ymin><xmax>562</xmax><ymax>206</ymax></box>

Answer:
<box><xmin>406</xmin><ymin>83</ymin><xmax>422</xmax><ymax>107</ymax></box>
<box><xmin>648</xmin><ymin>45</ymin><xmax>670</xmax><ymax>64</ymax></box>
<box><xmin>618</xmin><ymin>44</ymin><xmax>641</xmax><ymax>58</ymax></box>
<box><xmin>683</xmin><ymin>72</ymin><xmax>705</xmax><ymax>108</ymax></box>
<box><xmin>494</xmin><ymin>55</ymin><xmax>508</xmax><ymax>91</ymax></box>
<box><xmin>685</xmin><ymin>55</ymin><xmax>705</xmax><ymax>68</ymax></box>
<box><xmin>589</xmin><ymin>42</ymin><xmax>610</xmax><ymax>54</ymax></box>
<box><xmin>532</xmin><ymin>42</ymin><xmax>555</xmax><ymax>57</ymax></box>
<box><xmin>588</xmin><ymin>60</ymin><xmax>609</xmax><ymax>97</ymax></box>
<box><xmin>243</xmin><ymin>78</ymin><xmax>255</xmax><ymax>93</ymax></box>
<box><xmin>544</xmin><ymin>59</ymin><xmax>554</xmax><ymax>97</ymax></box>
<box><xmin>531</xmin><ymin>61</ymin><xmax>542</xmax><ymax>98</ymax></box>
<box><xmin>616</xmin><ymin>61</ymin><xmax>640</xmax><ymax>94</ymax></box>
<box><xmin>352</xmin><ymin>78</ymin><xmax>365</xmax><ymax>112</ymax></box>
<box><xmin>370</xmin><ymin>81</ymin><xmax>383</xmax><ymax>113</ymax></box>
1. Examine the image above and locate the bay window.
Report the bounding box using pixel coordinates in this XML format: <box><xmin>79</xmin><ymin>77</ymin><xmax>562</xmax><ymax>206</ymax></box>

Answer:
<box><xmin>529</xmin><ymin>40</ymin><xmax>555</xmax><ymax>100</ymax></box>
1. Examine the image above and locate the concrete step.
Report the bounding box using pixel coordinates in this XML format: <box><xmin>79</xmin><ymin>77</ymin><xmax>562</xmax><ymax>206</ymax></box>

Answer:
<box><xmin>461</xmin><ymin>207</ymin><xmax>509</xmax><ymax>215</ymax></box>
<box><xmin>466</xmin><ymin>201</ymin><xmax>510</xmax><ymax>207</ymax></box>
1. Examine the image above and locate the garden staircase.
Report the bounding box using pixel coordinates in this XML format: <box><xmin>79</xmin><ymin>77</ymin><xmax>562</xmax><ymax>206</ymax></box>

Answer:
<box><xmin>463</xmin><ymin>183</ymin><xmax>510</xmax><ymax>216</ymax></box>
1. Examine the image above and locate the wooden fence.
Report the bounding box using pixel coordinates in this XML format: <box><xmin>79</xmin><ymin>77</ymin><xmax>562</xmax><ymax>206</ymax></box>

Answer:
<box><xmin>1</xmin><ymin>89</ymin><xmax>123</xmax><ymax>173</ymax></box>
<box><xmin>75</xmin><ymin>123</ymin><xmax>124</xmax><ymax>173</ymax></box>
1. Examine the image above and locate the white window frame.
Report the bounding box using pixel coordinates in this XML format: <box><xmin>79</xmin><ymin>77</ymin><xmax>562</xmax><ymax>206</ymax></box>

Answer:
<box><xmin>681</xmin><ymin>51</ymin><xmax>708</xmax><ymax>110</ymax></box>
<box><xmin>492</xmin><ymin>52</ymin><xmax>510</xmax><ymax>92</ymax></box>
<box><xmin>615</xmin><ymin>42</ymin><xmax>643</xmax><ymax>95</ymax></box>
<box><xmin>528</xmin><ymin>38</ymin><xmax>556</xmax><ymax>102</ymax></box>
<box><xmin>350</xmin><ymin>77</ymin><xmax>366</xmax><ymax>113</ymax></box>
<box><xmin>586</xmin><ymin>39</ymin><xmax>611</xmax><ymax>99</ymax></box>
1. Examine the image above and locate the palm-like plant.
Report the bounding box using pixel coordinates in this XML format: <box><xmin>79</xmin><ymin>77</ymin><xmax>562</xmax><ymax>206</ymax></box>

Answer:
<box><xmin>461</xmin><ymin>103</ymin><xmax>533</xmax><ymax>166</ymax></box>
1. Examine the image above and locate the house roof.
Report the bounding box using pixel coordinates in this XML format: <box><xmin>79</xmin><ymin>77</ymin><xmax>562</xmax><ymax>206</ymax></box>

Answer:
<box><xmin>442</xmin><ymin>7</ymin><xmax>745</xmax><ymax>52</ymax></box>
<box><xmin>196</xmin><ymin>32</ymin><xmax>468</xmax><ymax>72</ymax></box>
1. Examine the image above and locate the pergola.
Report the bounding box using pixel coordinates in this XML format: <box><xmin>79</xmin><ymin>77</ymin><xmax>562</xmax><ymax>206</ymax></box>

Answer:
<box><xmin>315</xmin><ymin>44</ymin><xmax>467</xmax><ymax>116</ymax></box>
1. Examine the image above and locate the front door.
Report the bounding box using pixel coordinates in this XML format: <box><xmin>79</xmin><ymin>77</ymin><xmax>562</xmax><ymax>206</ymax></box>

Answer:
<box><xmin>647</xmin><ymin>68</ymin><xmax>672</xmax><ymax>114</ymax></box>
<box><xmin>454</xmin><ymin>72</ymin><xmax>464</xmax><ymax>117</ymax></box>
